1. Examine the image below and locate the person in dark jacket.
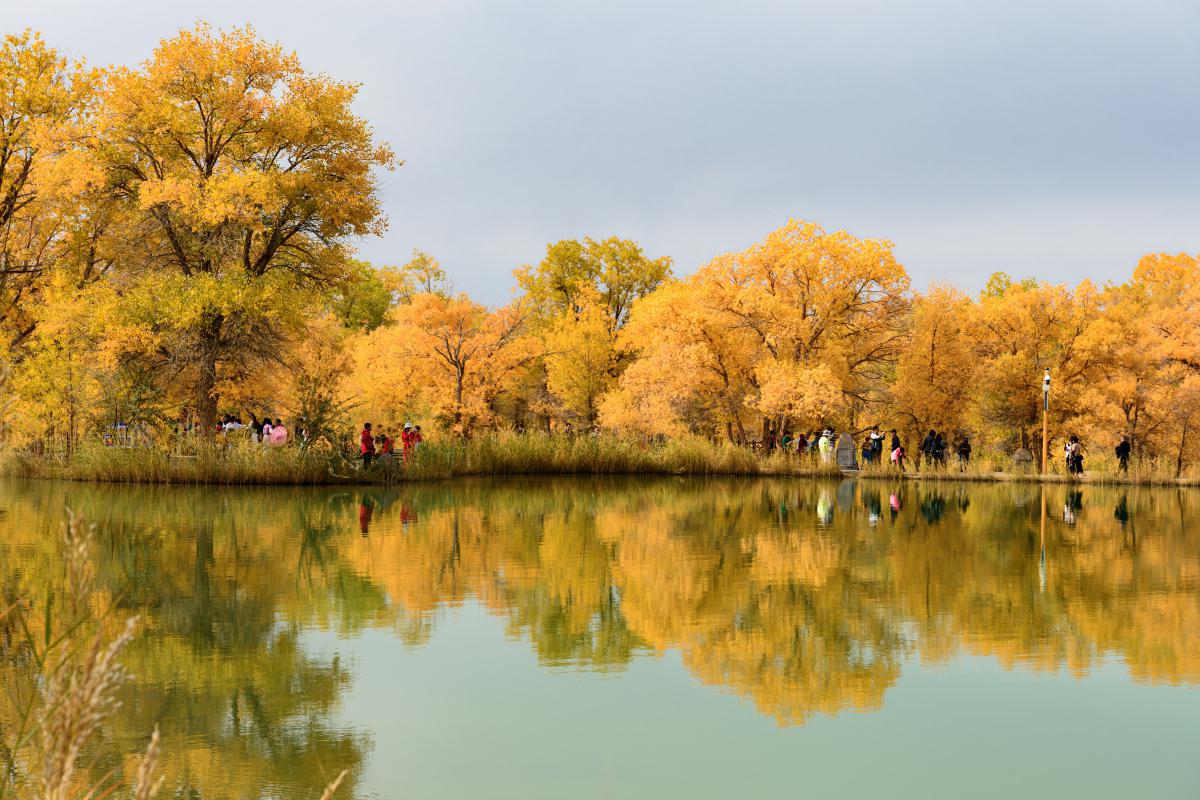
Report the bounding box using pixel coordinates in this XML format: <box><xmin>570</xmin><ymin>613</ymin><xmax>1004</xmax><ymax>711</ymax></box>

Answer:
<box><xmin>1115</xmin><ymin>435</ymin><xmax>1131</xmax><ymax>473</ymax></box>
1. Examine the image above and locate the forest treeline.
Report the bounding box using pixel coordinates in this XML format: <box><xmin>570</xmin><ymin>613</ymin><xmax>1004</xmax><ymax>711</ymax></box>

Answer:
<box><xmin>2</xmin><ymin>27</ymin><xmax>1199</xmax><ymax>474</ymax></box>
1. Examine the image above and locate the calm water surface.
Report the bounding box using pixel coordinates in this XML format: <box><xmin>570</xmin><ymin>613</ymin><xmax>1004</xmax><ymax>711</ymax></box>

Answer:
<box><xmin>1</xmin><ymin>477</ymin><xmax>1198</xmax><ymax>798</ymax></box>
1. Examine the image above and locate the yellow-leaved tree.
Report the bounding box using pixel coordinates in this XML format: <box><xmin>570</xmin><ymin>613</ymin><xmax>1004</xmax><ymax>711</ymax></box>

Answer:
<box><xmin>515</xmin><ymin>237</ymin><xmax>671</xmax><ymax>427</ymax></box>
<box><xmin>890</xmin><ymin>284</ymin><xmax>976</xmax><ymax>437</ymax></box>
<box><xmin>80</xmin><ymin>24</ymin><xmax>395</xmax><ymax>431</ymax></box>
<box><xmin>0</xmin><ymin>30</ymin><xmax>96</xmax><ymax>351</ymax></box>
<box><xmin>349</xmin><ymin>294</ymin><xmax>538</xmax><ymax>436</ymax></box>
<box><xmin>966</xmin><ymin>273</ymin><xmax>1103</xmax><ymax>453</ymax></box>
<box><xmin>602</xmin><ymin>219</ymin><xmax>909</xmax><ymax>441</ymax></box>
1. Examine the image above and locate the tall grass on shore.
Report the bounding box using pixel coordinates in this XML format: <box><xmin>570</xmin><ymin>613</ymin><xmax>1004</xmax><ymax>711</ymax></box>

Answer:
<box><xmin>399</xmin><ymin>431</ymin><xmax>843</xmax><ymax>480</ymax></box>
<box><xmin>854</xmin><ymin>449</ymin><xmax>1200</xmax><ymax>486</ymax></box>
<box><xmin>4</xmin><ymin>441</ymin><xmax>361</xmax><ymax>486</ymax></box>
<box><xmin>4</xmin><ymin>433</ymin><xmax>846</xmax><ymax>484</ymax></box>
<box><xmin>4</xmin><ymin>430</ymin><xmax>1197</xmax><ymax>486</ymax></box>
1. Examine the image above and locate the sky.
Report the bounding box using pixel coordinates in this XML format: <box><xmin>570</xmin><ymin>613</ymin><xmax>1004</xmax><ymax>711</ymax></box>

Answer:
<box><xmin>7</xmin><ymin>0</ymin><xmax>1199</xmax><ymax>304</ymax></box>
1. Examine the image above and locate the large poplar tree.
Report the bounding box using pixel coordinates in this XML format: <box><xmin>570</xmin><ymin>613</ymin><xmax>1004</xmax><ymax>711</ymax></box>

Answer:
<box><xmin>88</xmin><ymin>24</ymin><xmax>394</xmax><ymax>429</ymax></box>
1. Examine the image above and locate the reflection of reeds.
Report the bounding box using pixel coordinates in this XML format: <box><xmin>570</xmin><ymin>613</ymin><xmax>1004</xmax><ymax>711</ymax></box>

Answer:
<box><xmin>0</xmin><ymin>513</ymin><xmax>347</xmax><ymax>800</ymax></box>
<box><xmin>0</xmin><ymin>511</ymin><xmax>160</xmax><ymax>800</ymax></box>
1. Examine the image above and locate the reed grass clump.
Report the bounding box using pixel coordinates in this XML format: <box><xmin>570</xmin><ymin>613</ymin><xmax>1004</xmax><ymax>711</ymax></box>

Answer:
<box><xmin>0</xmin><ymin>512</ymin><xmax>159</xmax><ymax>800</ymax></box>
<box><xmin>400</xmin><ymin>431</ymin><xmax>843</xmax><ymax>481</ymax></box>
<box><xmin>24</xmin><ymin>441</ymin><xmax>360</xmax><ymax>485</ymax></box>
<box><xmin>7</xmin><ymin>429</ymin><xmax>1199</xmax><ymax>486</ymax></box>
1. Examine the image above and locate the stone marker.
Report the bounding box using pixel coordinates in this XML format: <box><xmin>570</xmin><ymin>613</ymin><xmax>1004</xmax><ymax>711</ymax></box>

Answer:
<box><xmin>1012</xmin><ymin>448</ymin><xmax>1034</xmax><ymax>471</ymax></box>
<box><xmin>836</xmin><ymin>432</ymin><xmax>859</xmax><ymax>470</ymax></box>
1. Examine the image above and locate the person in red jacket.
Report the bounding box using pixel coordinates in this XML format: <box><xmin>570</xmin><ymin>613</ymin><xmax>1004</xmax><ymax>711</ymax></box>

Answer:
<box><xmin>360</xmin><ymin>422</ymin><xmax>376</xmax><ymax>469</ymax></box>
<box><xmin>399</xmin><ymin>422</ymin><xmax>413</xmax><ymax>463</ymax></box>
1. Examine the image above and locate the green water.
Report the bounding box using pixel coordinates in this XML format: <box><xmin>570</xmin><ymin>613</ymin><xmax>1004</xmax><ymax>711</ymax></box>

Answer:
<box><xmin>1</xmin><ymin>478</ymin><xmax>1198</xmax><ymax>798</ymax></box>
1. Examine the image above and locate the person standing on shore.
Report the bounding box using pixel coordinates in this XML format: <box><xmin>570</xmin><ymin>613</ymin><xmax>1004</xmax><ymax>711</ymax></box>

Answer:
<box><xmin>956</xmin><ymin>435</ymin><xmax>972</xmax><ymax>469</ymax></box>
<box><xmin>818</xmin><ymin>429</ymin><xmax>833</xmax><ymax>464</ymax></box>
<box><xmin>920</xmin><ymin>429</ymin><xmax>937</xmax><ymax>468</ymax></box>
<box><xmin>1116</xmin><ymin>435</ymin><xmax>1131</xmax><ymax>473</ymax></box>
<box><xmin>401</xmin><ymin>422</ymin><xmax>415</xmax><ymax>463</ymax></box>
<box><xmin>360</xmin><ymin>422</ymin><xmax>375</xmax><ymax>469</ymax></box>
<box><xmin>1067</xmin><ymin>435</ymin><xmax>1084</xmax><ymax>475</ymax></box>
<box><xmin>868</xmin><ymin>426</ymin><xmax>885</xmax><ymax>464</ymax></box>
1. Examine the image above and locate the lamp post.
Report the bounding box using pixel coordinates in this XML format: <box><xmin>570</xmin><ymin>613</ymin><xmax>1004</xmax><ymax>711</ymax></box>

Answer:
<box><xmin>1041</xmin><ymin>368</ymin><xmax>1051</xmax><ymax>474</ymax></box>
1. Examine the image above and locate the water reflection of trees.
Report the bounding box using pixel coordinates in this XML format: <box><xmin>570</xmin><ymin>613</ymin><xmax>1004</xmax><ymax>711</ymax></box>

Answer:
<box><xmin>1</xmin><ymin>479</ymin><xmax>1197</xmax><ymax>781</ymax></box>
<box><xmin>0</xmin><ymin>484</ymin><xmax>375</xmax><ymax>799</ymax></box>
<box><xmin>342</xmin><ymin>478</ymin><xmax>1200</xmax><ymax>723</ymax></box>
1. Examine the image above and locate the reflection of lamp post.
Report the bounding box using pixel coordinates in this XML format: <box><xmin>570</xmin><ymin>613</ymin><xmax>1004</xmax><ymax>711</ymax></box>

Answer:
<box><xmin>1041</xmin><ymin>369</ymin><xmax>1051</xmax><ymax>474</ymax></box>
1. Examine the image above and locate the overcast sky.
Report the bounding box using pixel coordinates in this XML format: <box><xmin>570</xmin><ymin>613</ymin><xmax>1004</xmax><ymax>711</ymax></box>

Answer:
<box><xmin>9</xmin><ymin>0</ymin><xmax>1200</xmax><ymax>303</ymax></box>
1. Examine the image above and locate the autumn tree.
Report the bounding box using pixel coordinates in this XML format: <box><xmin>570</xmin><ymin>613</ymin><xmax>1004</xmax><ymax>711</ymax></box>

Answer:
<box><xmin>890</xmin><ymin>284</ymin><xmax>975</xmax><ymax>437</ymax></box>
<box><xmin>516</xmin><ymin>236</ymin><xmax>671</xmax><ymax>426</ymax></box>
<box><xmin>0</xmin><ymin>30</ymin><xmax>95</xmax><ymax>351</ymax></box>
<box><xmin>603</xmin><ymin>220</ymin><xmax>909</xmax><ymax>441</ymax></box>
<box><xmin>1075</xmin><ymin>254</ymin><xmax>1200</xmax><ymax>474</ymax></box>
<box><xmin>391</xmin><ymin>249</ymin><xmax>451</xmax><ymax>303</ymax></box>
<box><xmin>349</xmin><ymin>294</ymin><xmax>537</xmax><ymax>435</ymax></box>
<box><xmin>82</xmin><ymin>24</ymin><xmax>394</xmax><ymax>431</ymax></box>
<box><xmin>966</xmin><ymin>273</ymin><xmax>1103</xmax><ymax>453</ymax></box>
<box><xmin>600</xmin><ymin>280</ymin><xmax>758</xmax><ymax>440</ymax></box>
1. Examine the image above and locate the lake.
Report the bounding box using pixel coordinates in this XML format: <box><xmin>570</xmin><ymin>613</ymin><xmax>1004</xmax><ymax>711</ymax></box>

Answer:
<box><xmin>1</xmin><ymin>477</ymin><xmax>1198</xmax><ymax>798</ymax></box>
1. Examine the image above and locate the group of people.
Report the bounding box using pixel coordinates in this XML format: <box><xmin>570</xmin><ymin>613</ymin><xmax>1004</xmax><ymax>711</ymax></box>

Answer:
<box><xmin>217</xmin><ymin>413</ymin><xmax>293</xmax><ymax>445</ymax></box>
<box><xmin>764</xmin><ymin>429</ymin><xmax>841</xmax><ymax>463</ymax></box>
<box><xmin>359</xmin><ymin>421</ymin><xmax>423</xmax><ymax>468</ymax></box>
<box><xmin>917</xmin><ymin>429</ymin><xmax>973</xmax><ymax>468</ymax></box>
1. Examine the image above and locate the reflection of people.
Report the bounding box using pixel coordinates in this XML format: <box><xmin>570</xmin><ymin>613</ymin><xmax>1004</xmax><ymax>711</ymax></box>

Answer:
<box><xmin>399</xmin><ymin>502</ymin><xmax>416</xmax><ymax>530</ymax></box>
<box><xmin>816</xmin><ymin>491</ymin><xmax>833</xmax><ymax>526</ymax></box>
<box><xmin>920</xmin><ymin>492</ymin><xmax>946</xmax><ymax>526</ymax></box>
<box><xmin>1062</xmin><ymin>490</ymin><xmax>1083</xmax><ymax>525</ymax></box>
<box><xmin>358</xmin><ymin>496</ymin><xmax>375</xmax><ymax>536</ymax></box>
<box><xmin>862</xmin><ymin>489</ymin><xmax>882</xmax><ymax>525</ymax></box>
<box><xmin>1113</xmin><ymin>495</ymin><xmax>1129</xmax><ymax>526</ymax></box>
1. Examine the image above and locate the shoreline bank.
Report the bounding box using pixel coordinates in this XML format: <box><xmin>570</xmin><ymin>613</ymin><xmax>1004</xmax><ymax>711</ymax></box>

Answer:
<box><xmin>6</xmin><ymin>459</ymin><xmax>1198</xmax><ymax>488</ymax></box>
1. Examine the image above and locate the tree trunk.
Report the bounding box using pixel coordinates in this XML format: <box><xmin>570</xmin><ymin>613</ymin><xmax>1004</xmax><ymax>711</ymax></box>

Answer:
<box><xmin>196</xmin><ymin>316</ymin><xmax>223</xmax><ymax>434</ymax></box>
<box><xmin>1177</xmin><ymin>420</ymin><xmax>1189</xmax><ymax>479</ymax></box>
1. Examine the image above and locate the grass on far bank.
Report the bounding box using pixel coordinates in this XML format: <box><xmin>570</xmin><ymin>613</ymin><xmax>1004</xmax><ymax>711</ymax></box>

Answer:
<box><xmin>854</xmin><ymin>449</ymin><xmax>1200</xmax><ymax>487</ymax></box>
<box><xmin>2</xmin><ymin>440</ymin><xmax>359</xmax><ymax>485</ymax></box>
<box><xmin>3</xmin><ymin>432</ymin><xmax>844</xmax><ymax>485</ymax></box>
<box><xmin>3</xmin><ymin>431</ymin><xmax>1197</xmax><ymax>486</ymax></box>
<box><xmin>401</xmin><ymin>431</ymin><xmax>842</xmax><ymax>480</ymax></box>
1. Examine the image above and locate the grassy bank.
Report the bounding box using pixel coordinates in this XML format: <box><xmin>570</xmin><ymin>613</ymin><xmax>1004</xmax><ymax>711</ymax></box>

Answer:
<box><xmin>4</xmin><ymin>433</ymin><xmax>844</xmax><ymax>485</ymax></box>
<box><xmin>3</xmin><ymin>432</ymin><xmax>1197</xmax><ymax>486</ymax></box>
<box><xmin>2</xmin><ymin>441</ymin><xmax>361</xmax><ymax>485</ymax></box>
<box><xmin>852</xmin><ymin>454</ymin><xmax>1200</xmax><ymax>487</ymax></box>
